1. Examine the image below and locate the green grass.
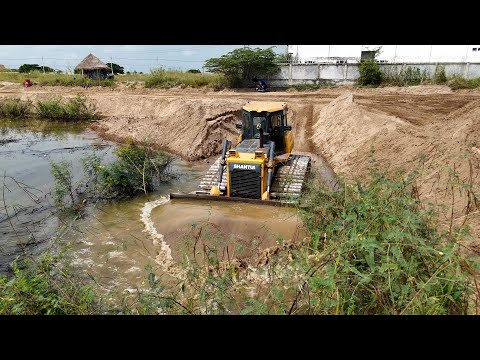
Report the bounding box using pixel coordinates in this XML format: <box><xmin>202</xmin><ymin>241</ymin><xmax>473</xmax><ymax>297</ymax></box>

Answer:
<box><xmin>36</xmin><ymin>95</ymin><xmax>96</xmax><ymax>120</ymax></box>
<box><xmin>0</xmin><ymin>71</ymin><xmax>114</xmax><ymax>87</ymax></box>
<box><xmin>0</xmin><ymin>95</ymin><xmax>97</xmax><ymax>121</ymax></box>
<box><xmin>144</xmin><ymin>68</ymin><xmax>228</xmax><ymax>89</ymax></box>
<box><xmin>0</xmin><ymin>70</ymin><xmax>227</xmax><ymax>89</ymax></box>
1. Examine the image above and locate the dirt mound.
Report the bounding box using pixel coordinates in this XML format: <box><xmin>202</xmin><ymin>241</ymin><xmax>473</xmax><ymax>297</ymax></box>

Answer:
<box><xmin>92</xmin><ymin>97</ymin><xmax>245</xmax><ymax>160</ymax></box>
<box><xmin>378</xmin><ymin>84</ymin><xmax>453</xmax><ymax>95</ymax></box>
<box><xmin>311</xmin><ymin>92</ymin><xmax>480</xmax><ymax>246</ymax></box>
<box><xmin>311</xmin><ymin>92</ymin><xmax>412</xmax><ymax>173</ymax></box>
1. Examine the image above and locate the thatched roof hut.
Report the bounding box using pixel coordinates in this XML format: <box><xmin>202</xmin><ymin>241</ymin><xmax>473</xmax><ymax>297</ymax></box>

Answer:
<box><xmin>75</xmin><ymin>53</ymin><xmax>111</xmax><ymax>79</ymax></box>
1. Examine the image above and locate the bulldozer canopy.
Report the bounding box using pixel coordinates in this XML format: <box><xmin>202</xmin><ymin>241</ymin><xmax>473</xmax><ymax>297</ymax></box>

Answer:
<box><xmin>242</xmin><ymin>101</ymin><xmax>287</xmax><ymax>113</ymax></box>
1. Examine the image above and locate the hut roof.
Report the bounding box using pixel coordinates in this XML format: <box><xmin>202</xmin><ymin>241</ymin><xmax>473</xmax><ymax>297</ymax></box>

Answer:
<box><xmin>74</xmin><ymin>53</ymin><xmax>110</xmax><ymax>71</ymax></box>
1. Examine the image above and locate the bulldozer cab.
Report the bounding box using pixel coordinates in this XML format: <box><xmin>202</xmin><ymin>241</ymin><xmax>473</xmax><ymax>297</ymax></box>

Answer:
<box><xmin>240</xmin><ymin>101</ymin><xmax>290</xmax><ymax>153</ymax></box>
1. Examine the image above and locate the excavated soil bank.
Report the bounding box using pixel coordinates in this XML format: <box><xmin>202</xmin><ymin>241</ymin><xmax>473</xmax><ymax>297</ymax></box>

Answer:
<box><xmin>2</xmin><ymin>85</ymin><xmax>479</xmax><ymax>244</ymax></box>
<box><xmin>311</xmin><ymin>91</ymin><xmax>480</xmax><ymax>246</ymax></box>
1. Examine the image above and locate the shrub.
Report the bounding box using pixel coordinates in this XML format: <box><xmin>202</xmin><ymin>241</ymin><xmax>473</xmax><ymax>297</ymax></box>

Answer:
<box><xmin>0</xmin><ymin>254</ymin><xmax>99</xmax><ymax>315</ymax></box>
<box><xmin>294</xmin><ymin>169</ymin><xmax>472</xmax><ymax>314</ymax></box>
<box><xmin>98</xmin><ymin>143</ymin><xmax>173</xmax><ymax>197</ymax></box>
<box><xmin>357</xmin><ymin>60</ymin><xmax>383</xmax><ymax>86</ymax></box>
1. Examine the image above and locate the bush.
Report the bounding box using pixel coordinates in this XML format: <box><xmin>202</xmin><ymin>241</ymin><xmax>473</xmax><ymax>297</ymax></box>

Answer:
<box><xmin>434</xmin><ymin>65</ymin><xmax>447</xmax><ymax>84</ymax></box>
<box><xmin>357</xmin><ymin>60</ymin><xmax>383</xmax><ymax>86</ymax></box>
<box><xmin>78</xmin><ymin>143</ymin><xmax>174</xmax><ymax>198</ymax></box>
<box><xmin>0</xmin><ymin>98</ymin><xmax>32</xmax><ymax>118</ymax></box>
<box><xmin>0</xmin><ymin>254</ymin><xmax>99</xmax><ymax>315</ymax></box>
<box><xmin>294</xmin><ymin>169</ymin><xmax>472</xmax><ymax>314</ymax></box>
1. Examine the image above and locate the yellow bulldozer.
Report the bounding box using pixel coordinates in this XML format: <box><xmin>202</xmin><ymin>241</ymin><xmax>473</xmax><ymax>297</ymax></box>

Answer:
<box><xmin>170</xmin><ymin>101</ymin><xmax>311</xmax><ymax>204</ymax></box>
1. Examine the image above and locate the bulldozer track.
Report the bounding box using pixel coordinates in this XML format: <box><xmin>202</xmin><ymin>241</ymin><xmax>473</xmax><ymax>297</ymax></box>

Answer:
<box><xmin>195</xmin><ymin>154</ymin><xmax>311</xmax><ymax>199</ymax></box>
<box><xmin>270</xmin><ymin>155</ymin><xmax>311</xmax><ymax>199</ymax></box>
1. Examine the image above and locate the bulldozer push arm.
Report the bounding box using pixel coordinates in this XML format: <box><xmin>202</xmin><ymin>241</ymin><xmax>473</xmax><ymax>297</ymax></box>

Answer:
<box><xmin>210</xmin><ymin>139</ymin><xmax>230</xmax><ymax>196</ymax></box>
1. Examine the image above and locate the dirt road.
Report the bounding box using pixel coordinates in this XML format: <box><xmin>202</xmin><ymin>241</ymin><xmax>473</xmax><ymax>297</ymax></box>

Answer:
<box><xmin>1</xmin><ymin>82</ymin><xmax>480</xmax><ymax>246</ymax></box>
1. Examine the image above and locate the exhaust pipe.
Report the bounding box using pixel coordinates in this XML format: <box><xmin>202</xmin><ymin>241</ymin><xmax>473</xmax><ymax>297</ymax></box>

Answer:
<box><xmin>210</xmin><ymin>139</ymin><xmax>230</xmax><ymax>196</ymax></box>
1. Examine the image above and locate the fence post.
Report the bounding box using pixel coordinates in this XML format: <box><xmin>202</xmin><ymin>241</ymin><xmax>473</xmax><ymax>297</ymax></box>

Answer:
<box><xmin>464</xmin><ymin>63</ymin><xmax>470</xmax><ymax>79</ymax></box>
<box><xmin>289</xmin><ymin>62</ymin><xmax>293</xmax><ymax>85</ymax></box>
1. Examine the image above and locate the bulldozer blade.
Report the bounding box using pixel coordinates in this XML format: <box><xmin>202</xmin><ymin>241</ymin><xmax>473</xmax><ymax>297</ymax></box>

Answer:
<box><xmin>169</xmin><ymin>193</ymin><xmax>295</xmax><ymax>207</ymax></box>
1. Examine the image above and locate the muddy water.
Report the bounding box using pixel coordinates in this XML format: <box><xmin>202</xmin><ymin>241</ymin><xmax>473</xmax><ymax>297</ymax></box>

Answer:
<box><xmin>0</xmin><ymin>121</ymin><xmax>308</xmax><ymax>295</ymax></box>
<box><xmin>67</xmin><ymin>163</ymin><xmax>305</xmax><ymax>295</ymax></box>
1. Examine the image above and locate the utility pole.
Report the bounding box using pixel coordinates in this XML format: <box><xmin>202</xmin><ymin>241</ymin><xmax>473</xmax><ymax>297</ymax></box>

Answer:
<box><xmin>42</xmin><ymin>56</ymin><xmax>45</xmax><ymax>73</ymax></box>
<box><xmin>110</xmin><ymin>57</ymin><xmax>114</xmax><ymax>75</ymax></box>
<box><xmin>429</xmin><ymin>45</ymin><xmax>433</xmax><ymax>62</ymax></box>
<box><xmin>394</xmin><ymin>45</ymin><xmax>398</xmax><ymax>63</ymax></box>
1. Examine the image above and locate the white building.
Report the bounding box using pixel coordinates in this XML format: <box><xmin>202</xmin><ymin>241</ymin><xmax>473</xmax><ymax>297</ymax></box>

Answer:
<box><xmin>287</xmin><ymin>45</ymin><xmax>480</xmax><ymax>63</ymax></box>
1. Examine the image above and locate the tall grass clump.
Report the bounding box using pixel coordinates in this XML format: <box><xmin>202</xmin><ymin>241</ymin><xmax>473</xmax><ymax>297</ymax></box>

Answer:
<box><xmin>145</xmin><ymin>68</ymin><xmax>227</xmax><ymax>89</ymax></box>
<box><xmin>434</xmin><ymin>65</ymin><xmax>447</xmax><ymax>84</ymax></box>
<box><xmin>50</xmin><ymin>160</ymin><xmax>76</xmax><ymax>211</ymax></box>
<box><xmin>35</xmin><ymin>95</ymin><xmax>97</xmax><ymax>120</ymax></box>
<box><xmin>0</xmin><ymin>97</ymin><xmax>32</xmax><ymax>118</ymax></box>
<box><xmin>382</xmin><ymin>65</ymin><xmax>430</xmax><ymax>86</ymax></box>
<box><xmin>0</xmin><ymin>95</ymin><xmax>97</xmax><ymax>121</ymax></box>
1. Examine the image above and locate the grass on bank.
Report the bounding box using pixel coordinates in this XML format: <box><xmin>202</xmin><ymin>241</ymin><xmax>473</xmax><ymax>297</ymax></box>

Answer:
<box><xmin>0</xmin><ymin>69</ymin><xmax>227</xmax><ymax>89</ymax></box>
<box><xmin>0</xmin><ymin>95</ymin><xmax>97</xmax><ymax>120</ymax></box>
<box><xmin>144</xmin><ymin>68</ymin><xmax>227</xmax><ymax>89</ymax></box>
<box><xmin>1</xmin><ymin>165</ymin><xmax>478</xmax><ymax>315</ymax></box>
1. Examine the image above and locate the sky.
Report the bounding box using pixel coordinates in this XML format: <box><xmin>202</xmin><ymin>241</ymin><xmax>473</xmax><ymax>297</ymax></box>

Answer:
<box><xmin>0</xmin><ymin>45</ymin><xmax>286</xmax><ymax>73</ymax></box>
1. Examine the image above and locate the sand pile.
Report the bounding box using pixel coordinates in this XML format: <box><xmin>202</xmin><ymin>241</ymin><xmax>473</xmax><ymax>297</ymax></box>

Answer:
<box><xmin>311</xmin><ymin>92</ymin><xmax>413</xmax><ymax>174</ymax></box>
